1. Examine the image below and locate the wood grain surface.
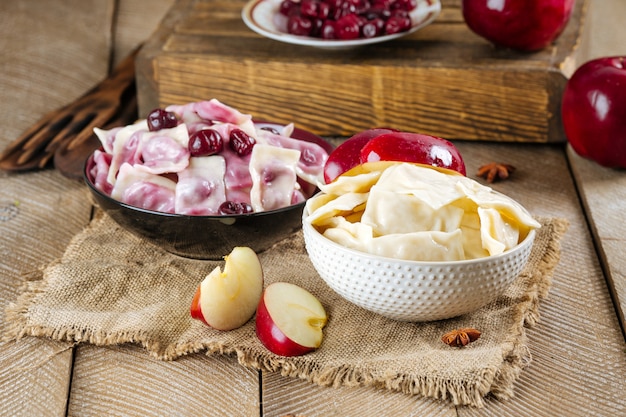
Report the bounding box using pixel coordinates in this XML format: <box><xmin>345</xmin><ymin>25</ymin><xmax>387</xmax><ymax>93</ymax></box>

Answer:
<box><xmin>135</xmin><ymin>0</ymin><xmax>590</xmax><ymax>143</ymax></box>
<box><xmin>1</xmin><ymin>1</ymin><xmax>625</xmax><ymax>416</ymax></box>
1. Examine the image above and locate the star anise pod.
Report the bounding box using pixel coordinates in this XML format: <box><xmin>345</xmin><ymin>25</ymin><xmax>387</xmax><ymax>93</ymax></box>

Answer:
<box><xmin>441</xmin><ymin>328</ymin><xmax>482</xmax><ymax>347</ymax></box>
<box><xmin>477</xmin><ymin>162</ymin><xmax>516</xmax><ymax>183</ymax></box>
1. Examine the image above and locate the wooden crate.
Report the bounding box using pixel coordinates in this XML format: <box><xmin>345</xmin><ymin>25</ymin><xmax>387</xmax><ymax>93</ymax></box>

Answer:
<box><xmin>136</xmin><ymin>0</ymin><xmax>591</xmax><ymax>142</ymax></box>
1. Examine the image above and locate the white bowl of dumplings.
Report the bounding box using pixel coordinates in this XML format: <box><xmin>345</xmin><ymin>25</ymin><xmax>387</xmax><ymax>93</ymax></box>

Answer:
<box><xmin>302</xmin><ymin>162</ymin><xmax>540</xmax><ymax>322</ymax></box>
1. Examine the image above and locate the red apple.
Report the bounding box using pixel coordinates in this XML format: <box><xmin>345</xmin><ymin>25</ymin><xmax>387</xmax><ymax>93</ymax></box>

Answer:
<box><xmin>561</xmin><ymin>56</ymin><xmax>626</xmax><ymax>169</ymax></box>
<box><xmin>190</xmin><ymin>246</ymin><xmax>263</xmax><ymax>330</ymax></box>
<box><xmin>255</xmin><ymin>282</ymin><xmax>327</xmax><ymax>357</ymax></box>
<box><xmin>323</xmin><ymin>128</ymin><xmax>397</xmax><ymax>184</ymax></box>
<box><xmin>359</xmin><ymin>132</ymin><xmax>466</xmax><ymax>175</ymax></box>
<box><xmin>462</xmin><ymin>0</ymin><xmax>574</xmax><ymax>51</ymax></box>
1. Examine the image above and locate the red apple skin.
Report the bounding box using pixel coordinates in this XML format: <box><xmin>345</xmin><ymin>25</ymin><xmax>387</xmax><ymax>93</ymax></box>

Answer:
<box><xmin>562</xmin><ymin>57</ymin><xmax>626</xmax><ymax>169</ymax></box>
<box><xmin>323</xmin><ymin>128</ymin><xmax>397</xmax><ymax>183</ymax></box>
<box><xmin>190</xmin><ymin>285</ymin><xmax>208</xmax><ymax>326</ymax></box>
<box><xmin>255</xmin><ymin>294</ymin><xmax>315</xmax><ymax>357</ymax></box>
<box><xmin>359</xmin><ymin>132</ymin><xmax>466</xmax><ymax>176</ymax></box>
<box><xmin>462</xmin><ymin>0</ymin><xmax>574</xmax><ymax>51</ymax></box>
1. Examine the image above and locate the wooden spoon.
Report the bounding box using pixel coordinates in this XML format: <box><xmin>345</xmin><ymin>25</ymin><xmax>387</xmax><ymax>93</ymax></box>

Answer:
<box><xmin>0</xmin><ymin>46</ymin><xmax>140</xmax><ymax>179</ymax></box>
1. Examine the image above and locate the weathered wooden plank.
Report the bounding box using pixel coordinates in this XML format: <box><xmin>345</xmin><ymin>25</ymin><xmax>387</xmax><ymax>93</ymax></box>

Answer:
<box><xmin>0</xmin><ymin>1</ymin><xmax>116</xmax><ymax>416</ymax></box>
<box><xmin>68</xmin><ymin>345</ymin><xmax>260</xmax><ymax>416</ymax></box>
<box><xmin>0</xmin><ymin>0</ymin><xmax>113</xmax><ymax>150</ymax></box>
<box><xmin>567</xmin><ymin>146</ymin><xmax>626</xmax><ymax>334</ymax></box>
<box><xmin>262</xmin><ymin>371</ymin><xmax>457</xmax><ymax>416</ymax></box>
<box><xmin>454</xmin><ymin>142</ymin><xmax>626</xmax><ymax>416</ymax></box>
<box><xmin>111</xmin><ymin>0</ymin><xmax>177</xmax><ymax>68</ymax></box>
<box><xmin>0</xmin><ymin>171</ymin><xmax>88</xmax><ymax>417</ymax></box>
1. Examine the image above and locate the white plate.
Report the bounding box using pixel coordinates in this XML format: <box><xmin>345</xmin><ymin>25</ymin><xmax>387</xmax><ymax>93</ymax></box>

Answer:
<box><xmin>242</xmin><ymin>0</ymin><xmax>442</xmax><ymax>50</ymax></box>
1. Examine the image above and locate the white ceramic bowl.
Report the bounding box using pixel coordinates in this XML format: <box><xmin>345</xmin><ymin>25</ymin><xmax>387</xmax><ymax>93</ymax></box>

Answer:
<box><xmin>302</xmin><ymin>207</ymin><xmax>535</xmax><ymax>322</ymax></box>
<box><xmin>242</xmin><ymin>0</ymin><xmax>442</xmax><ymax>50</ymax></box>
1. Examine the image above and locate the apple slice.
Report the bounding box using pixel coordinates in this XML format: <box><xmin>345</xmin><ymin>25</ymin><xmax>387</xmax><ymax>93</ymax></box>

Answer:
<box><xmin>323</xmin><ymin>127</ymin><xmax>397</xmax><ymax>184</ymax></box>
<box><xmin>359</xmin><ymin>132</ymin><xmax>466</xmax><ymax>176</ymax></box>
<box><xmin>190</xmin><ymin>246</ymin><xmax>263</xmax><ymax>331</ymax></box>
<box><xmin>256</xmin><ymin>282</ymin><xmax>327</xmax><ymax>357</ymax></box>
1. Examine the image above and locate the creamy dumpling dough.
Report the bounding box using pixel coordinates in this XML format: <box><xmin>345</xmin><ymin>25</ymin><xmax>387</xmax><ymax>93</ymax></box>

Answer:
<box><xmin>305</xmin><ymin>163</ymin><xmax>541</xmax><ymax>262</ymax></box>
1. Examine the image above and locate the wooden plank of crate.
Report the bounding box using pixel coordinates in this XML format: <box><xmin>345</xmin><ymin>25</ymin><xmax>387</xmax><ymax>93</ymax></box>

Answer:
<box><xmin>136</xmin><ymin>0</ymin><xmax>590</xmax><ymax>142</ymax></box>
<box><xmin>0</xmin><ymin>0</ymin><xmax>114</xmax><ymax>416</ymax></box>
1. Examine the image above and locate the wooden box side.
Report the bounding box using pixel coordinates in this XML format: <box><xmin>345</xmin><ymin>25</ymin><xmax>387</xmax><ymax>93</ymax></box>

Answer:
<box><xmin>137</xmin><ymin>0</ymin><xmax>591</xmax><ymax>142</ymax></box>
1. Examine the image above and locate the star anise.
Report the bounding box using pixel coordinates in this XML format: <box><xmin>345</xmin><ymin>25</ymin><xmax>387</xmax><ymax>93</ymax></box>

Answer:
<box><xmin>477</xmin><ymin>162</ymin><xmax>516</xmax><ymax>183</ymax></box>
<box><xmin>441</xmin><ymin>328</ymin><xmax>482</xmax><ymax>347</ymax></box>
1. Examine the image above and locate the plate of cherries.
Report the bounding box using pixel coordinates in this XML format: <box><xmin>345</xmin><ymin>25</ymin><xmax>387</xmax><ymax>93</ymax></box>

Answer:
<box><xmin>242</xmin><ymin>0</ymin><xmax>442</xmax><ymax>49</ymax></box>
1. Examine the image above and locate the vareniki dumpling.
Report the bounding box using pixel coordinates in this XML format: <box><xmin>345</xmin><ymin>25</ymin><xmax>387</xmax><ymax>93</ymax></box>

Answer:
<box><xmin>305</xmin><ymin>163</ymin><xmax>540</xmax><ymax>262</ymax></box>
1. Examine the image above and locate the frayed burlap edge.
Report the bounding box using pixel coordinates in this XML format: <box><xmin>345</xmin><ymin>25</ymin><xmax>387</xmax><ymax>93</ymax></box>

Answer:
<box><xmin>3</xmin><ymin>217</ymin><xmax>569</xmax><ymax>408</ymax></box>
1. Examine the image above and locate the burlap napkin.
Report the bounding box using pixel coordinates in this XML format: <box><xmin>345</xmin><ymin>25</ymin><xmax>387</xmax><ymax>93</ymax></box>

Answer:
<box><xmin>4</xmin><ymin>210</ymin><xmax>568</xmax><ymax>408</ymax></box>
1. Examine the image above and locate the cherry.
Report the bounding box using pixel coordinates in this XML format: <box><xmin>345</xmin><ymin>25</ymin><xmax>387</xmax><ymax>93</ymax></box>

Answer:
<box><xmin>335</xmin><ymin>14</ymin><xmax>361</xmax><ymax>40</ymax></box>
<box><xmin>300</xmin><ymin>0</ymin><xmax>319</xmax><ymax>18</ymax></box>
<box><xmin>188</xmin><ymin>129</ymin><xmax>224</xmax><ymax>157</ymax></box>
<box><xmin>229</xmin><ymin>129</ymin><xmax>256</xmax><ymax>156</ymax></box>
<box><xmin>147</xmin><ymin>108</ymin><xmax>178</xmax><ymax>132</ymax></box>
<box><xmin>283</xmin><ymin>0</ymin><xmax>417</xmax><ymax>39</ymax></box>
<box><xmin>288</xmin><ymin>15</ymin><xmax>314</xmax><ymax>36</ymax></box>
<box><xmin>385</xmin><ymin>15</ymin><xmax>411</xmax><ymax>35</ymax></box>
<box><xmin>362</xmin><ymin>18</ymin><xmax>384</xmax><ymax>38</ymax></box>
<box><xmin>279</xmin><ymin>0</ymin><xmax>298</xmax><ymax>16</ymax></box>
<box><xmin>320</xmin><ymin>20</ymin><xmax>337</xmax><ymax>39</ymax></box>
<box><xmin>219</xmin><ymin>201</ymin><xmax>254</xmax><ymax>215</ymax></box>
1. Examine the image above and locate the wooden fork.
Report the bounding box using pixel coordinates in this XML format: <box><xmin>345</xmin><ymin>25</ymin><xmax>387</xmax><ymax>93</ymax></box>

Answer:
<box><xmin>0</xmin><ymin>47</ymin><xmax>140</xmax><ymax>180</ymax></box>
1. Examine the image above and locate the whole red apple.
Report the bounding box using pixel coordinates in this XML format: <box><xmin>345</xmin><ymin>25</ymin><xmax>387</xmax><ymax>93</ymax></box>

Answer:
<box><xmin>360</xmin><ymin>132</ymin><xmax>466</xmax><ymax>176</ymax></box>
<box><xmin>462</xmin><ymin>0</ymin><xmax>574</xmax><ymax>51</ymax></box>
<box><xmin>323</xmin><ymin>128</ymin><xmax>397</xmax><ymax>183</ymax></box>
<box><xmin>561</xmin><ymin>56</ymin><xmax>626</xmax><ymax>169</ymax></box>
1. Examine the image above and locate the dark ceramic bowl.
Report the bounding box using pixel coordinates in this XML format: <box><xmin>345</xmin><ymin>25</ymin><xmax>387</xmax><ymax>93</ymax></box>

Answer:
<box><xmin>84</xmin><ymin>123</ymin><xmax>333</xmax><ymax>260</ymax></box>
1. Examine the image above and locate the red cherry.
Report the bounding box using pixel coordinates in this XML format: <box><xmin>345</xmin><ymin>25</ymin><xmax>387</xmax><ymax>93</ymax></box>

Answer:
<box><xmin>229</xmin><ymin>129</ymin><xmax>256</xmax><ymax>156</ymax></box>
<box><xmin>188</xmin><ymin>129</ymin><xmax>224</xmax><ymax>157</ymax></box>
<box><xmin>335</xmin><ymin>14</ymin><xmax>361</xmax><ymax>40</ymax></box>
<box><xmin>147</xmin><ymin>108</ymin><xmax>177</xmax><ymax>131</ymax></box>
<box><xmin>218</xmin><ymin>201</ymin><xmax>254</xmax><ymax>215</ymax></box>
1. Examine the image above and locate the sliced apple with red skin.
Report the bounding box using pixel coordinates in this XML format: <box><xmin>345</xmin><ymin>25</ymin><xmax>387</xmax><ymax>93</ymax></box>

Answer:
<box><xmin>190</xmin><ymin>246</ymin><xmax>263</xmax><ymax>331</ymax></box>
<box><xmin>256</xmin><ymin>282</ymin><xmax>327</xmax><ymax>357</ymax></box>
<box><xmin>323</xmin><ymin>127</ymin><xmax>398</xmax><ymax>184</ymax></box>
<box><xmin>359</xmin><ymin>132</ymin><xmax>466</xmax><ymax>176</ymax></box>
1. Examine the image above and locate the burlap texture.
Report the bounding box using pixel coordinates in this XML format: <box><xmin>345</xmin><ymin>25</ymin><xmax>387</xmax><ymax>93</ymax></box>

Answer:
<box><xmin>4</xmin><ymin>210</ymin><xmax>568</xmax><ymax>408</ymax></box>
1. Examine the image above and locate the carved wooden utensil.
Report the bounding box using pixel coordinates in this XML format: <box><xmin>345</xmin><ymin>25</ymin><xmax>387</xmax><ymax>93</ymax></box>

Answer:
<box><xmin>0</xmin><ymin>47</ymin><xmax>139</xmax><ymax>180</ymax></box>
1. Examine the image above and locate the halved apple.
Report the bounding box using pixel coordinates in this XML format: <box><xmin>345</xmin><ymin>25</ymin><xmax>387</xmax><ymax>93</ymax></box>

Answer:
<box><xmin>256</xmin><ymin>282</ymin><xmax>328</xmax><ymax>357</ymax></box>
<box><xmin>190</xmin><ymin>246</ymin><xmax>263</xmax><ymax>331</ymax></box>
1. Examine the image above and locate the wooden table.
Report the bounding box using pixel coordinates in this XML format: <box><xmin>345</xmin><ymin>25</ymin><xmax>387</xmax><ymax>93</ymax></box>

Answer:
<box><xmin>1</xmin><ymin>1</ymin><xmax>625</xmax><ymax>416</ymax></box>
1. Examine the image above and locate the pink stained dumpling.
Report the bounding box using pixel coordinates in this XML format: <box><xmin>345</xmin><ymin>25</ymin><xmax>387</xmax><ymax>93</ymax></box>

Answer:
<box><xmin>90</xmin><ymin>99</ymin><xmax>329</xmax><ymax>215</ymax></box>
<box><xmin>257</xmin><ymin>125</ymin><xmax>329</xmax><ymax>185</ymax></box>
<box><xmin>175</xmin><ymin>156</ymin><xmax>227</xmax><ymax>215</ymax></box>
<box><xmin>111</xmin><ymin>163</ymin><xmax>177</xmax><ymax>213</ymax></box>
<box><xmin>90</xmin><ymin>149</ymin><xmax>113</xmax><ymax>195</ymax></box>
